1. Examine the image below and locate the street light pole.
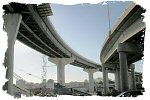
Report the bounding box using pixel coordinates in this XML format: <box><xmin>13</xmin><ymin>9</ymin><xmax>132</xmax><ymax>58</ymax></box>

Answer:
<box><xmin>107</xmin><ymin>3</ymin><xmax>111</xmax><ymax>36</ymax></box>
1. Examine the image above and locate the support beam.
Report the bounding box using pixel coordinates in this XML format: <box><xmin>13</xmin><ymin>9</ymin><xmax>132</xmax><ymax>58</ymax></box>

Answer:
<box><xmin>115</xmin><ymin>68</ymin><xmax>121</xmax><ymax>92</ymax></box>
<box><xmin>115</xmin><ymin>69</ymin><xmax>118</xmax><ymax>90</ymax></box>
<box><xmin>84</xmin><ymin>68</ymin><xmax>97</xmax><ymax>93</ymax></box>
<box><xmin>48</xmin><ymin>57</ymin><xmax>75</xmax><ymax>85</ymax></box>
<box><xmin>19</xmin><ymin>32</ymin><xmax>53</xmax><ymax>57</ymax></box>
<box><xmin>3</xmin><ymin>14</ymin><xmax>22</xmax><ymax>95</ymax></box>
<box><xmin>102</xmin><ymin>64</ymin><xmax>109</xmax><ymax>95</ymax></box>
<box><xmin>21</xmin><ymin>20</ymin><xmax>62</xmax><ymax>58</ymax></box>
<box><xmin>27</xmin><ymin>5</ymin><xmax>72</xmax><ymax>57</ymax></box>
<box><xmin>117</xmin><ymin>43</ymin><xmax>129</xmax><ymax>92</ymax></box>
<box><xmin>128</xmin><ymin>72</ymin><xmax>132</xmax><ymax>90</ymax></box>
<box><xmin>130</xmin><ymin>64</ymin><xmax>136</xmax><ymax>90</ymax></box>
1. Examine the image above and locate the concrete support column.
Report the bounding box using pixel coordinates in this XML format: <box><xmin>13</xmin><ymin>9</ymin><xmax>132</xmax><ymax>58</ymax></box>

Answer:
<box><xmin>3</xmin><ymin>14</ymin><xmax>22</xmax><ymax>95</ymax></box>
<box><xmin>57</xmin><ymin>63</ymin><xmax>65</xmax><ymax>85</ymax></box>
<box><xmin>84</xmin><ymin>69</ymin><xmax>97</xmax><ymax>93</ymax></box>
<box><xmin>115</xmin><ymin>70</ymin><xmax>118</xmax><ymax>90</ymax></box>
<box><xmin>115</xmin><ymin>68</ymin><xmax>121</xmax><ymax>92</ymax></box>
<box><xmin>102</xmin><ymin>64</ymin><xmax>109</xmax><ymax>95</ymax></box>
<box><xmin>130</xmin><ymin>64</ymin><xmax>136</xmax><ymax>90</ymax></box>
<box><xmin>117</xmin><ymin>43</ymin><xmax>129</xmax><ymax>92</ymax></box>
<box><xmin>135</xmin><ymin>77</ymin><xmax>137</xmax><ymax>83</ymax></box>
<box><xmin>128</xmin><ymin>73</ymin><xmax>132</xmax><ymax>90</ymax></box>
<box><xmin>138</xmin><ymin>77</ymin><xmax>141</xmax><ymax>82</ymax></box>
<box><xmin>49</xmin><ymin>57</ymin><xmax>75</xmax><ymax>85</ymax></box>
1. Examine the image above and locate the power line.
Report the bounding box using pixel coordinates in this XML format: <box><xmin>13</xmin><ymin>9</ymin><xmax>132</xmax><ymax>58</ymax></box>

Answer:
<box><xmin>13</xmin><ymin>72</ymin><xmax>23</xmax><ymax>81</ymax></box>
<box><xmin>15</xmin><ymin>67</ymin><xmax>41</xmax><ymax>80</ymax></box>
<box><xmin>15</xmin><ymin>64</ymin><xmax>57</xmax><ymax>80</ymax></box>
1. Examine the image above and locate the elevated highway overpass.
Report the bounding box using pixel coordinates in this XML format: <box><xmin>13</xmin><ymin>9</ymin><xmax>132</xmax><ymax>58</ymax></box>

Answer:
<box><xmin>100</xmin><ymin>2</ymin><xmax>146</xmax><ymax>94</ymax></box>
<box><xmin>3</xmin><ymin>3</ymin><xmax>101</xmax><ymax>95</ymax></box>
<box><xmin>3</xmin><ymin>3</ymin><xmax>101</xmax><ymax>69</ymax></box>
<box><xmin>3</xmin><ymin>2</ymin><xmax>145</xmax><ymax>96</ymax></box>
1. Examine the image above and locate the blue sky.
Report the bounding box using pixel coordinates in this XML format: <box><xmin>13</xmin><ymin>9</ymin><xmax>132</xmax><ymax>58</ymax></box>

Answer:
<box><xmin>14</xmin><ymin>1</ymin><xmax>143</xmax><ymax>83</ymax></box>
<box><xmin>49</xmin><ymin>1</ymin><xmax>131</xmax><ymax>63</ymax></box>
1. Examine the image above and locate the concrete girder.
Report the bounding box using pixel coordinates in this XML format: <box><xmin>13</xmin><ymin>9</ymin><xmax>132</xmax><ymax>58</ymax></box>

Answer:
<box><xmin>117</xmin><ymin>43</ymin><xmax>142</xmax><ymax>53</ymax></box>
<box><xmin>19</xmin><ymin>32</ymin><xmax>54</xmax><ymax>57</ymax></box>
<box><xmin>27</xmin><ymin>5</ymin><xmax>72</xmax><ymax>57</ymax></box>
<box><xmin>21</xmin><ymin>21</ymin><xmax>62</xmax><ymax>57</ymax></box>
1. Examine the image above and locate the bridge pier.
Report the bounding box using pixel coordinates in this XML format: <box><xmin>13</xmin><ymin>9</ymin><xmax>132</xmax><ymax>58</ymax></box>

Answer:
<box><xmin>49</xmin><ymin>57</ymin><xmax>75</xmax><ymax>85</ymax></box>
<box><xmin>117</xmin><ymin>43</ymin><xmax>129</xmax><ymax>92</ymax></box>
<box><xmin>128</xmin><ymin>72</ymin><xmax>132</xmax><ymax>90</ymax></box>
<box><xmin>3</xmin><ymin>14</ymin><xmax>22</xmax><ymax>95</ymax></box>
<box><xmin>115</xmin><ymin>68</ymin><xmax>121</xmax><ymax>92</ymax></box>
<box><xmin>102</xmin><ymin>64</ymin><xmax>109</xmax><ymax>95</ymax></box>
<box><xmin>117</xmin><ymin>42</ymin><xmax>142</xmax><ymax>92</ymax></box>
<box><xmin>84</xmin><ymin>68</ymin><xmax>97</xmax><ymax>93</ymax></box>
<box><xmin>130</xmin><ymin>64</ymin><xmax>136</xmax><ymax>90</ymax></box>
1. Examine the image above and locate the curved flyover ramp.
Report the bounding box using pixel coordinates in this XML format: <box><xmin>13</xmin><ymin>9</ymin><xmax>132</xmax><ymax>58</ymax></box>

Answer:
<box><xmin>3</xmin><ymin>3</ymin><xmax>101</xmax><ymax>70</ymax></box>
<box><xmin>100</xmin><ymin>2</ymin><xmax>145</xmax><ymax>94</ymax></box>
<box><xmin>3</xmin><ymin>3</ymin><xmax>101</xmax><ymax>95</ymax></box>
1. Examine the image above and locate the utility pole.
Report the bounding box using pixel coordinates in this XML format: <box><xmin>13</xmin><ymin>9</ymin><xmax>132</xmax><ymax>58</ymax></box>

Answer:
<box><xmin>41</xmin><ymin>55</ymin><xmax>47</xmax><ymax>96</ymax></box>
<box><xmin>40</xmin><ymin>55</ymin><xmax>56</xmax><ymax>96</ymax></box>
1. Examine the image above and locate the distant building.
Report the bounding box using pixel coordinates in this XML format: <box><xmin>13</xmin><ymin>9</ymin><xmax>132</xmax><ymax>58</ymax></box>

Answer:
<box><xmin>16</xmin><ymin>79</ymin><xmax>26</xmax><ymax>89</ymax></box>
<box><xmin>65</xmin><ymin>81</ymin><xmax>89</xmax><ymax>92</ymax></box>
<box><xmin>46</xmin><ymin>79</ymin><xmax>54</xmax><ymax>90</ymax></box>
